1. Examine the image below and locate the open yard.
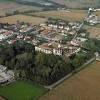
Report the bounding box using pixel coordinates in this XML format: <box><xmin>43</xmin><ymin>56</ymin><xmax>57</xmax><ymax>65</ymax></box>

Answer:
<box><xmin>0</xmin><ymin>14</ymin><xmax>46</xmax><ymax>25</ymax></box>
<box><xmin>0</xmin><ymin>81</ymin><xmax>46</xmax><ymax>100</ymax></box>
<box><xmin>29</xmin><ymin>10</ymin><xmax>87</xmax><ymax>22</ymax></box>
<box><xmin>40</xmin><ymin>61</ymin><xmax>100</xmax><ymax>100</ymax></box>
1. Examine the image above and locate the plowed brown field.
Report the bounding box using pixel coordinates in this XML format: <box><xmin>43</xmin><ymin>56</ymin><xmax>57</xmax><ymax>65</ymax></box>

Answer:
<box><xmin>30</xmin><ymin>10</ymin><xmax>86</xmax><ymax>22</ymax></box>
<box><xmin>0</xmin><ymin>15</ymin><xmax>46</xmax><ymax>25</ymax></box>
<box><xmin>40</xmin><ymin>61</ymin><xmax>100</xmax><ymax>100</ymax></box>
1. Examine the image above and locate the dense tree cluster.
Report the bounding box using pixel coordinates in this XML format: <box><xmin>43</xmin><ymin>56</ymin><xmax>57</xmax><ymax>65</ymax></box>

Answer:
<box><xmin>83</xmin><ymin>39</ymin><xmax>100</xmax><ymax>53</ymax></box>
<box><xmin>0</xmin><ymin>40</ymin><xmax>93</xmax><ymax>85</ymax></box>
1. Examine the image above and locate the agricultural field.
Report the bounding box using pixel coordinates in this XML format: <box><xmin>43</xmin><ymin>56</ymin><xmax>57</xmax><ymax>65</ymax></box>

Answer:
<box><xmin>29</xmin><ymin>10</ymin><xmax>87</xmax><ymax>22</ymax></box>
<box><xmin>0</xmin><ymin>11</ymin><xmax>5</xmax><ymax>16</ymax></box>
<box><xmin>95</xmin><ymin>11</ymin><xmax>100</xmax><ymax>18</ymax></box>
<box><xmin>84</xmin><ymin>25</ymin><xmax>100</xmax><ymax>38</ymax></box>
<box><xmin>0</xmin><ymin>2</ymin><xmax>42</xmax><ymax>16</ymax></box>
<box><xmin>0</xmin><ymin>14</ymin><xmax>46</xmax><ymax>25</ymax></box>
<box><xmin>40</xmin><ymin>61</ymin><xmax>100</xmax><ymax>100</ymax></box>
<box><xmin>50</xmin><ymin>0</ymin><xmax>100</xmax><ymax>9</ymax></box>
<box><xmin>87</xmin><ymin>27</ymin><xmax>100</xmax><ymax>38</ymax></box>
<box><xmin>0</xmin><ymin>81</ymin><xmax>46</xmax><ymax>100</ymax></box>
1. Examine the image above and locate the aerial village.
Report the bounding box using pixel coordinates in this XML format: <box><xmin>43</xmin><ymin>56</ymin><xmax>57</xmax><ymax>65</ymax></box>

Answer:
<box><xmin>0</xmin><ymin>0</ymin><xmax>100</xmax><ymax>99</ymax></box>
<box><xmin>0</xmin><ymin>7</ymin><xmax>100</xmax><ymax>85</ymax></box>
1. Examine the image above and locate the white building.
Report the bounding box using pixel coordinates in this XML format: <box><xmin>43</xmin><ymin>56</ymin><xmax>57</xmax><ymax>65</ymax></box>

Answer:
<box><xmin>0</xmin><ymin>65</ymin><xmax>14</xmax><ymax>85</ymax></box>
<box><xmin>35</xmin><ymin>43</ymin><xmax>63</xmax><ymax>56</ymax></box>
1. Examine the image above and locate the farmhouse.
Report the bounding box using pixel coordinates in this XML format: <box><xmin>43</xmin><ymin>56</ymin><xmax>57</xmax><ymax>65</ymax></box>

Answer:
<box><xmin>35</xmin><ymin>42</ymin><xmax>63</xmax><ymax>56</ymax></box>
<box><xmin>63</xmin><ymin>46</ymin><xmax>81</xmax><ymax>57</ymax></box>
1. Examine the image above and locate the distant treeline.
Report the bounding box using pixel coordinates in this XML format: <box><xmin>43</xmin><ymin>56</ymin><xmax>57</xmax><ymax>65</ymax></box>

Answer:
<box><xmin>16</xmin><ymin>0</ymin><xmax>62</xmax><ymax>8</ymax></box>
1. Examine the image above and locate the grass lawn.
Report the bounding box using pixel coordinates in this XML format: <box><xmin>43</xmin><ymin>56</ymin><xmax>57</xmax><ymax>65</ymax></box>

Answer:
<box><xmin>0</xmin><ymin>81</ymin><xmax>46</xmax><ymax>100</ymax></box>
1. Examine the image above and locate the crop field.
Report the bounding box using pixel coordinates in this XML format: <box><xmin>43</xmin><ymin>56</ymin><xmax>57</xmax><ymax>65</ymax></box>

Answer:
<box><xmin>0</xmin><ymin>11</ymin><xmax>5</xmax><ymax>16</ymax></box>
<box><xmin>50</xmin><ymin>0</ymin><xmax>100</xmax><ymax>9</ymax></box>
<box><xmin>87</xmin><ymin>27</ymin><xmax>100</xmax><ymax>38</ymax></box>
<box><xmin>29</xmin><ymin>10</ymin><xmax>87</xmax><ymax>22</ymax></box>
<box><xmin>84</xmin><ymin>25</ymin><xmax>100</xmax><ymax>38</ymax></box>
<box><xmin>0</xmin><ymin>2</ymin><xmax>42</xmax><ymax>16</ymax></box>
<box><xmin>40</xmin><ymin>61</ymin><xmax>100</xmax><ymax>100</ymax></box>
<box><xmin>0</xmin><ymin>15</ymin><xmax>46</xmax><ymax>25</ymax></box>
<box><xmin>0</xmin><ymin>81</ymin><xmax>46</xmax><ymax>100</ymax></box>
<box><xmin>95</xmin><ymin>11</ymin><xmax>100</xmax><ymax>18</ymax></box>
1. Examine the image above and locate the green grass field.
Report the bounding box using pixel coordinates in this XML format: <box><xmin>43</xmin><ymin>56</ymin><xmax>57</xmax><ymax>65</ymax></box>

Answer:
<box><xmin>0</xmin><ymin>81</ymin><xmax>46</xmax><ymax>100</ymax></box>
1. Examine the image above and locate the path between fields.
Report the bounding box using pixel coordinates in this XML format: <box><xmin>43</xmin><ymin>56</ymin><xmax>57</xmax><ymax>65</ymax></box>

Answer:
<box><xmin>44</xmin><ymin>57</ymin><xmax>95</xmax><ymax>90</ymax></box>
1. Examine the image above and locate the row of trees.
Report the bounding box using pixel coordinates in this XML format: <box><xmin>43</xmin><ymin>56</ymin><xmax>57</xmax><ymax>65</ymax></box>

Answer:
<box><xmin>0</xmin><ymin>40</ymin><xmax>93</xmax><ymax>85</ymax></box>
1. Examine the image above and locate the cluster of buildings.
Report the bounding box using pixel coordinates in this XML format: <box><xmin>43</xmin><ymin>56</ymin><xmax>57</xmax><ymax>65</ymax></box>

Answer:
<box><xmin>0</xmin><ymin>65</ymin><xmax>14</xmax><ymax>85</ymax></box>
<box><xmin>0</xmin><ymin>22</ymin><xmax>34</xmax><ymax>44</ymax></box>
<box><xmin>0</xmin><ymin>29</ymin><xmax>13</xmax><ymax>42</ymax></box>
<box><xmin>85</xmin><ymin>8</ymin><xmax>100</xmax><ymax>25</ymax></box>
<box><xmin>0</xmin><ymin>19</ymin><xmax>88</xmax><ymax>57</ymax></box>
<box><xmin>86</xmin><ymin>14</ymin><xmax>99</xmax><ymax>25</ymax></box>
<box><xmin>0</xmin><ymin>13</ymin><xmax>92</xmax><ymax>86</ymax></box>
<box><xmin>34</xmin><ymin>20</ymin><xmax>88</xmax><ymax>56</ymax></box>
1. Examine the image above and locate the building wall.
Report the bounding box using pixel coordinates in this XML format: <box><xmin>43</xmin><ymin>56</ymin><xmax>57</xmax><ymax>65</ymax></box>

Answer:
<box><xmin>35</xmin><ymin>46</ymin><xmax>63</xmax><ymax>56</ymax></box>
